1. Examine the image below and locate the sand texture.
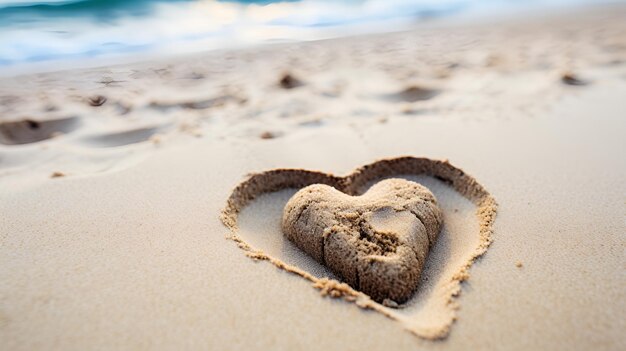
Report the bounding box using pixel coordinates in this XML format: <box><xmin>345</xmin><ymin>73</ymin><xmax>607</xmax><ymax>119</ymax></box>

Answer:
<box><xmin>1</xmin><ymin>5</ymin><xmax>626</xmax><ymax>351</ymax></box>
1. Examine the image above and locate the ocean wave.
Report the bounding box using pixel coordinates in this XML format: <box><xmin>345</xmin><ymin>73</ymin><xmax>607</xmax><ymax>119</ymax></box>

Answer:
<box><xmin>0</xmin><ymin>0</ymin><xmax>194</xmax><ymax>19</ymax></box>
<box><xmin>0</xmin><ymin>0</ymin><xmax>621</xmax><ymax>67</ymax></box>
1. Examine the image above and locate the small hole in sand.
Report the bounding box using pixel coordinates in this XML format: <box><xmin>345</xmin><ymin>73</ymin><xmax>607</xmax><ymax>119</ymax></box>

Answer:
<box><xmin>88</xmin><ymin>95</ymin><xmax>107</xmax><ymax>106</ymax></box>
<box><xmin>260</xmin><ymin>131</ymin><xmax>281</xmax><ymax>140</ymax></box>
<box><xmin>279</xmin><ymin>73</ymin><xmax>304</xmax><ymax>89</ymax></box>
<box><xmin>26</xmin><ymin>119</ymin><xmax>40</xmax><ymax>130</ymax></box>
<box><xmin>561</xmin><ymin>72</ymin><xmax>588</xmax><ymax>86</ymax></box>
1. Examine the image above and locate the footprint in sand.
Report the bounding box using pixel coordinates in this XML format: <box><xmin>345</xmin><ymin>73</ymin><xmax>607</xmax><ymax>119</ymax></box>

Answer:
<box><xmin>0</xmin><ymin>116</ymin><xmax>80</xmax><ymax>145</ymax></box>
<box><xmin>79</xmin><ymin>126</ymin><xmax>162</xmax><ymax>148</ymax></box>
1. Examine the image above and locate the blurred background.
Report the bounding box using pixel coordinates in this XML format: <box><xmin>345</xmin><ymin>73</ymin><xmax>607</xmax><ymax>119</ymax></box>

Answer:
<box><xmin>1</xmin><ymin>0</ymin><xmax>621</xmax><ymax>72</ymax></box>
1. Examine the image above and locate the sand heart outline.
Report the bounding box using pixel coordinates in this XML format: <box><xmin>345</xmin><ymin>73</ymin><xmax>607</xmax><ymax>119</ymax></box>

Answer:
<box><xmin>220</xmin><ymin>156</ymin><xmax>497</xmax><ymax>339</ymax></box>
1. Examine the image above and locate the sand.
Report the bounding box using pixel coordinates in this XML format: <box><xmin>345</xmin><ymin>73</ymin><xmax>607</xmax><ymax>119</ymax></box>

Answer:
<box><xmin>1</xmin><ymin>5</ymin><xmax>625</xmax><ymax>350</ymax></box>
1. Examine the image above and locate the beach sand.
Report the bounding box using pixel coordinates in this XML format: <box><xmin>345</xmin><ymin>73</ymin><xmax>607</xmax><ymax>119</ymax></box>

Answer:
<box><xmin>1</xmin><ymin>5</ymin><xmax>625</xmax><ymax>350</ymax></box>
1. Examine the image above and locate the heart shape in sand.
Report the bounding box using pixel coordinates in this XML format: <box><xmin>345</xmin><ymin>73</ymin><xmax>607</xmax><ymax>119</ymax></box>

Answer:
<box><xmin>221</xmin><ymin>157</ymin><xmax>497</xmax><ymax>339</ymax></box>
<box><xmin>282</xmin><ymin>178</ymin><xmax>442</xmax><ymax>303</ymax></box>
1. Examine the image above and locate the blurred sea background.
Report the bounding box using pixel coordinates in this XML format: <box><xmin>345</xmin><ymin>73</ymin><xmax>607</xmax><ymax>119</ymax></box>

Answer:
<box><xmin>0</xmin><ymin>0</ymin><xmax>622</xmax><ymax>70</ymax></box>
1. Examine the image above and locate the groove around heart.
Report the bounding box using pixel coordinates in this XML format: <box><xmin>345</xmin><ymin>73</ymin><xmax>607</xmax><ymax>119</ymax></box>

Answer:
<box><xmin>220</xmin><ymin>157</ymin><xmax>497</xmax><ymax>339</ymax></box>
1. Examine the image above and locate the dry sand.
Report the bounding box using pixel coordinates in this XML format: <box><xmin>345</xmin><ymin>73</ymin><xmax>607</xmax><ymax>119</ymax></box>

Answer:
<box><xmin>1</xmin><ymin>5</ymin><xmax>626</xmax><ymax>351</ymax></box>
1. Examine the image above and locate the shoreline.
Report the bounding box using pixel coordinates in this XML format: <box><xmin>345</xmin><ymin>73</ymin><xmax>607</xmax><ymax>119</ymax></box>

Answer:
<box><xmin>1</xmin><ymin>2</ymin><xmax>621</xmax><ymax>78</ymax></box>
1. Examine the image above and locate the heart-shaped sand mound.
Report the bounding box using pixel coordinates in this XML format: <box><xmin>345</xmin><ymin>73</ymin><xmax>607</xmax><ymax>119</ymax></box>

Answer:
<box><xmin>282</xmin><ymin>179</ymin><xmax>442</xmax><ymax>303</ymax></box>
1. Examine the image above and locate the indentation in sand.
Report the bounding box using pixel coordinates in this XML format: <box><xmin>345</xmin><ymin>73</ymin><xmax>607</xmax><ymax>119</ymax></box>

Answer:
<box><xmin>279</xmin><ymin>72</ymin><xmax>304</xmax><ymax>89</ymax></box>
<box><xmin>384</xmin><ymin>86</ymin><xmax>440</xmax><ymax>102</ymax></box>
<box><xmin>561</xmin><ymin>72</ymin><xmax>589</xmax><ymax>86</ymax></box>
<box><xmin>221</xmin><ymin>157</ymin><xmax>497</xmax><ymax>339</ymax></box>
<box><xmin>0</xmin><ymin>116</ymin><xmax>80</xmax><ymax>145</ymax></box>
<box><xmin>148</xmin><ymin>95</ymin><xmax>242</xmax><ymax>111</ymax></box>
<box><xmin>87</xmin><ymin>95</ymin><xmax>107</xmax><ymax>107</ymax></box>
<box><xmin>79</xmin><ymin>126</ymin><xmax>162</xmax><ymax>148</ymax></box>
